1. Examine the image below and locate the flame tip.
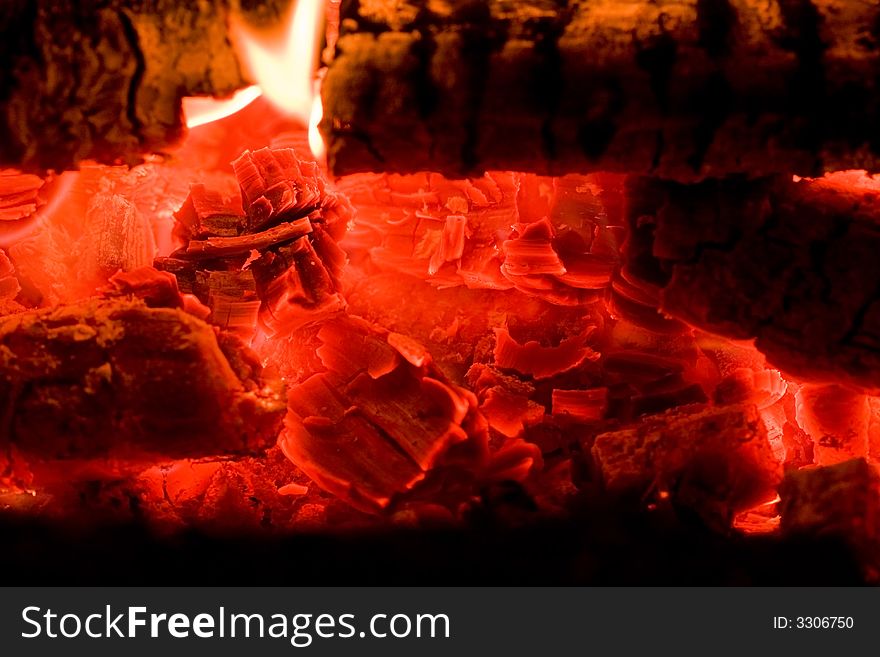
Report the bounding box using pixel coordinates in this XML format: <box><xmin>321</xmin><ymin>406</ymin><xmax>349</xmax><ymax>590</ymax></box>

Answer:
<box><xmin>183</xmin><ymin>86</ymin><xmax>263</xmax><ymax>129</ymax></box>
<box><xmin>179</xmin><ymin>0</ymin><xmax>328</xmax><ymax>160</ymax></box>
<box><xmin>231</xmin><ymin>0</ymin><xmax>325</xmax><ymax>124</ymax></box>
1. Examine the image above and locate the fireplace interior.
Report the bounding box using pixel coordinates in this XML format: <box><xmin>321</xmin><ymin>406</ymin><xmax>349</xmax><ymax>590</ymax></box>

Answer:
<box><xmin>1</xmin><ymin>0</ymin><xmax>879</xmax><ymax>584</ymax></box>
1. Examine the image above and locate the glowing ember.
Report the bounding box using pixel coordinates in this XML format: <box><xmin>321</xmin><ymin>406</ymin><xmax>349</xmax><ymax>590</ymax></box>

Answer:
<box><xmin>183</xmin><ymin>86</ymin><xmax>263</xmax><ymax>129</ymax></box>
<box><xmin>0</xmin><ymin>171</ymin><xmax>76</xmax><ymax>247</ymax></box>
<box><xmin>794</xmin><ymin>169</ymin><xmax>880</xmax><ymax>189</ymax></box>
<box><xmin>4</xmin><ymin>15</ymin><xmax>880</xmax><ymax>576</ymax></box>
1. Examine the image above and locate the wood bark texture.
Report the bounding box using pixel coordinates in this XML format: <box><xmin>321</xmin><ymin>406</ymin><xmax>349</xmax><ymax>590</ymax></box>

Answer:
<box><xmin>0</xmin><ymin>0</ymin><xmax>291</xmax><ymax>171</ymax></box>
<box><xmin>321</xmin><ymin>0</ymin><xmax>880</xmax><ymax>180</ymax></box>
<box><xmin>622</xmin><ymin>172</ymin><xmax>880</xmax><ymax>392</ymax></box>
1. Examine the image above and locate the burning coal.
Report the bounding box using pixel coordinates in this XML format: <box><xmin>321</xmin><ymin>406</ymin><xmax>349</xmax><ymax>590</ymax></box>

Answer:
<box><xmin>1</xmin><ymin>0</ymin><xmax>879</xmax><ymax>585</ymax></box>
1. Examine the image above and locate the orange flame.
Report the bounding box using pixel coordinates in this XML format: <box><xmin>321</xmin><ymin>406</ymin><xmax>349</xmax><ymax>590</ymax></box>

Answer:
<box><xmin>183</xmin><ymin>86</ymin><xmax>263</xmax><ymax>129</ymax></box>
<box><xmin>231</xmin><ymin>0</ymin><xmax>325</xmax><ymax>158</ymax></box>
<box><xmin>181</xmin><ymin>0</ymin><xmax>327</xmax><ymax>159</ymax></box>
<box><xmin>308</xmin><ymin>90</ymin><xmax>326</xmax><ymax>160</ymax></box>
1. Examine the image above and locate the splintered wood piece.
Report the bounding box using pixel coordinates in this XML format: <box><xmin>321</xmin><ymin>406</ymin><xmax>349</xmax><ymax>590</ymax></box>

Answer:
<box><xmin>338</xmin><ymin>171</ymin><xmax>619</xmax><ymax>304</ymax></box>
<box><xmin>233</xmin><ymin>148</ymin><xmax>326</xmax><ymax>232</ymax></box>
<box><xmin>251</xmin><ymin>225</ymin><xmax>347</xmax><ymax>336</ymax></box>
<box><xmin>181</xmin><ymin>217</ymin><xmax>314</xmax><ymax>259</ymax></box>
<box><xmin>280</xmin><ymin>315</ymin><xmax>489</xmax><ymax>512</ymax></box>
<box><xmin>232</xmin><ymin>147</ymin><xmax>354</xmax><ymax>238</ymax></box>
<box><xmin>0</xmin><ymin>170</ymin><xmax>43</xmax><ymax>221</ymax></box>
<box><xmin>190</xmin><ymin>268</ymin><xmax>261</xmax><ymax>336</ymax></box>
<box><xmin>551</xmin><ymin>388</ymin><xmax>608</xmax><ymax>423</ymax></box>
<box><xmin>493</xmin><ymin>327</ymin><xmax>599</xmax><ymax>380</ymax></box>
<box><xmin>322</xmin><ymin>0</ymin><xmax>880</xmax><ymax>180</ymax></box>
<box><xmin>173</xmin><ymin>183</ymin><xmax>246</xmax><ymax>242</ymax></box>
<box><xmin>622</xmin><ymin>172</ymin><xmax>880</xmax><ymax>393</ymax></box>
<box><xmin>0</xmin><ymin>0</ymin><xmax>291</xmax><ymax>171</ymax></box>
<box><xmin>592</xmin><ymin>403</ymin><xmax>782</xmax><ymax>528</ymax></box>
<box><xmin>465</xmin><ymin>363</ymin><xmax>545</xmax><ymax>439</ymax></box>
<box><xmin>162</xmin><ymin>147</ymin><xmax>354</xmax><ymax>339</ymax></box>
<box><xmin>82</xmin><ymin>192</ymin><xmax>156</xmax><ymax>280</ymax></box>
<box><xmin>0</xmin><ymin>268</ymin><xmax>285</xmax><ymax>465</ymax></box>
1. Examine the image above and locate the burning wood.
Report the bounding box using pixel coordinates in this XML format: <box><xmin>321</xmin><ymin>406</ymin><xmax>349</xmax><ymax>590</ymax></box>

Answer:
<box><xmin>466</xmin><ymin>364</ymin><xmax>545</xmax><ymax>439</ymax></box>
<box><xmin>232</xmin><ymin>147</ymin><xmax>351</xmax><ymax>235</ymax></box>
<box><xmin>551</xmin><ymin>388</ymin><xmax>608</xmax><ymax>423</ymax></box>
<box><xmin>0</xmin><ymin>251</ymin><xmax>24</xmax><ymax>316</ymax></box>
<box><xmin>321</xmin><ymin>0</ymin><xmax>880</xmax><ymax>179</ymax></box>
<box><xmin>494</xmin><ymin>327</ymin><xmax>600</xmax><ymax>380</ymax></box>
<box><xmin>82</xmin><ymin>192</ymin><xmax>156</xmax><ymax>281</ymax></box>
<box><xmin>623</xmin><ymin>172</ymin><xmax>880</xmax><ymax>393</ymax></box>
<box><xmin>795</xmin><ymin>384</ymin><xmax>871</xmax><ymax>466</ymax></box>
<box><xmin>779</xmin><ymin>458</ymin><xmax>880</xmax><ymax>580</ymax></box>
<box><xmin>1</xmin><ymin>0</ymin><xmax>879</xmax><ymax>591</ymax></box>
<box><xmin>172</xmin><ymin>182</ymin><xmax>245</xmax><ymax>242</ymax></box>
<box><xmin>336</xmin><ymin>171</ymin><xmax>619</xmax><ymax>305</ymax></box>
<box><xmin>0</xmin><ymin>0</ymin><xmax>295</xmax><ymax>171</ymax></box>
<box><xmin>0</xmin><ymin>150</ymin><xmax>834</xmax><ymax>550</ymax></box>
<box><xmin>2</xmin><ymin>443</ymin><xmax>375</xmax><ymax>533</ymax></box>
<box><xmin>280</xmin><ymin>314</ymin><xmax>491</xmax><ymax>513</ymax></box>
<box><xmin>180</xmin><ymin>218</ymin><xmax>314</xmax><ymax>259</ymax></box>
<box><xmin>156</xmin><ymin>146</ymin><xmax>353</xmax><ymax>337</ymax></box>
<box><xmin>0</xmin><ymin>171</ymin><xmax>43</xmax><ymax>222</ymax></box>
<box><xmin>6</xmin><ymin>163</ymin><xmax>233</xmax><ymax>305</ymax></box>
<box><xmin>592</xmin><ymin>403</ymin><xmax>783</xmax><ymax>529</ymax></box>
<box><xmin>129</xmin><ymin>446</ymin><xmax>365</xmax><ymax>533</ymax></box>
<box><xmin>0</xmin><ymin>266</ymin><xmax>285</xmax><ymax>491</ymax></box>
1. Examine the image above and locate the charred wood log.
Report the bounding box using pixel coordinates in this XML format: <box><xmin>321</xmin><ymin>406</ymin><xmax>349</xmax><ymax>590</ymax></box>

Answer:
<box><xmin>795</xmin><ymin>383</ymin><xmax>871</xmax><ymax>465</ymax></box>
<box><xmin>2</xmin><ymin>445</ymin><xmax>369</xmax><ymax>534</ymax></box>
<box><xmin>322</xmin><ymin>0</ymin><xmax>880</xmax><ymax>180</ymax></box>
<box><xmin>779</xmin><ymin>458</ymin><xmax>880</xmax><ymax>581</ymax></box>
<box><xmin>622</xmin><ymin>172</ymin><xmax>880</xmax><ymax>393</ymax></box>
<box><xmin>591</xmin><ymin>403</ymin><xmax>782</xmax><ymax>530</ymax></box>
<box><xmin>0</xmin><ymin>0</ymin><xmax>291</xmax><ymax>171</ymax></box>
<box><xmin>0</xmin><ymin>267</ymin><xmax>285</xmax><ymax>481</ymax></box>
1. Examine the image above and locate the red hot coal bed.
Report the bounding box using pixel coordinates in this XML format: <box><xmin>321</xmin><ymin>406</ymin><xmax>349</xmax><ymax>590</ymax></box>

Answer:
<box><xmin>0</xmin><ymin>0</ymin><xmax>879</xmax><ymax>584</ymax></box>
